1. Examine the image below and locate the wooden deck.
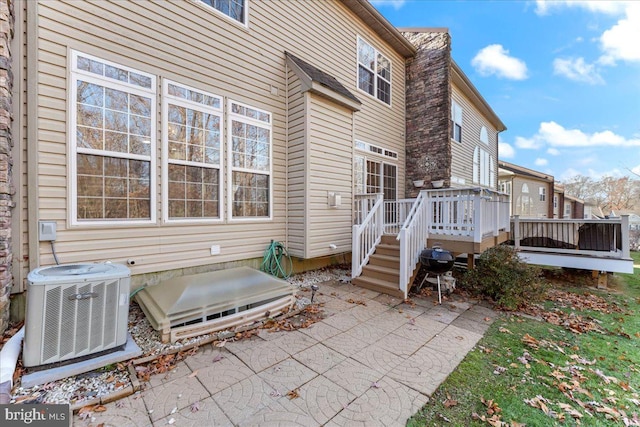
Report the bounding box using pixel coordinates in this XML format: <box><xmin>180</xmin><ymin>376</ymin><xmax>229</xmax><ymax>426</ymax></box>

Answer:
<box><xmin>511</xmin><ymin>216</ymin><xmax>634</xmax><ymax>274</ymax></box>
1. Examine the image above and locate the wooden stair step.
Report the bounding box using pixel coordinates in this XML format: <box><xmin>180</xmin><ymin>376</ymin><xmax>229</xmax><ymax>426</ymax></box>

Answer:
<box><xmin>369</xmin><ymin>253</ymin><xmax>400</xmax><ymax>269</ymax></box>
<box><xmin>380</xmin><ymin>235</ymin><xmax>399</xmax><ymax>245</ymax></box>
<box><xmin>352</xmin><ymin>276</ymin><xmax>405</xmax><ymax>299</ymax></box>
<box><xmin>375</xmin><ymin>243</ymin><xmax>400</xmax><ymax>256</ymax></box>
<box><xmin>361</xmin><ymin>264</ymin><xmax>399</xmax><ymax>283</ymax></box>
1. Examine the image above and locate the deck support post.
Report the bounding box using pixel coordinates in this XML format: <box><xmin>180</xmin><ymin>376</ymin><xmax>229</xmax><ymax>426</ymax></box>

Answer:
<box><xmin>467</xmin><ymin>253</ymin><xmax>475</xmax><ymax>270</ymax></box>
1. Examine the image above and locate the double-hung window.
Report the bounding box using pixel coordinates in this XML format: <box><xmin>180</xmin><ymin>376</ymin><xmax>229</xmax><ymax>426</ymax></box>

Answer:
<box><xmin>539</xmin><ymin>187</ymin><xmax>546</xmax><ymax>202</ymax></box>
<box><xmin>198</xmin><ymin>0</ymin><xmax>247</xmax><ymax>25</ymax></box>
<box><xmin>451</xmin><ymin>101</ymin><xmax>462</xmax><ymax>142</ymax></box>
<box><xmin>228</xmin><ymin>101</ymin><xmax>272</xmax><ymax>219</ymax></box>
<box><xmin>163</xmin><ymin>81</ymin><xmax>223</xmax><ymax>221</ymax></box>
<box><xmin>473</xmin><ymin>147</ymin><xmax>495</xmax><ymax>187</ymax></box>
<box><xmin>71</xmin><ymin>51</ymin><xmax>156</xmax><ymax>224</ymax></box>
<box><xmin>357</xmin><ymin>37</ymin><xmax>391</xmax><ymax>105</ymax></box>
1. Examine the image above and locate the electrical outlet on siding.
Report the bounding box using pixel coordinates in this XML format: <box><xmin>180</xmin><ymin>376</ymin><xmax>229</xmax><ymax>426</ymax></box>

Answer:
<box><xmin>210</xmin><ymin>245</ymin><xmax>221</xmax><ymax>255</ymax></box>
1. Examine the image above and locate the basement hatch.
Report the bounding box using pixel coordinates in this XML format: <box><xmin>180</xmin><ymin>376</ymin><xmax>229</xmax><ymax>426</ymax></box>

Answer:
<box><xmin>134</xmin><ymin>267</ymin><xmax>297</xmax><ymax>343</ymax></box>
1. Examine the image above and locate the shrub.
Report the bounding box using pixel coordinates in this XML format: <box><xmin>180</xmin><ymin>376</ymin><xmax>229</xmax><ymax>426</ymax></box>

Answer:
<box><xmin>460</xmin><ymin>245</ymin><xmax>546</xmax><ymax>310</ymax></box>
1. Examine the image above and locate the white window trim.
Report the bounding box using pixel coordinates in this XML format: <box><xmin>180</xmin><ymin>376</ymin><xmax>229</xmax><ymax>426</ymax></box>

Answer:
<box><xmin>162</xmin><ymin>79</ymin><xmax>224</xmax><ymax>224</ymax></box>
<box><xmin>539</xmin><ymin>186</ymin><xmax>546</xmax><ymax>202</ymax></box>
<box><xmin>356</xmin><ymin>35</ymin><xmax>392</xmax><ymax>107</ymax></box>
<box><xmin>192</xmin><ymin>0</ymin><xmax>250</xmax><ymax>29</ymax></box>
<box><xmin>226</xmin><ymin>99</ymin><xmax>273</xmax><ymax>222</ymax></box>
<box><xmin>69</xmin><ymin>50</ymin><xmax>157</xmax><ymax>226</ymax></box>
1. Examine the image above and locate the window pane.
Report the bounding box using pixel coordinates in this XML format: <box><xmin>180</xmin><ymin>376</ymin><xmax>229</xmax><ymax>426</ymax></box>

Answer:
<box><xmin>105</xmin><ymin>88</ymin><xmax>128</xmax><ymax>112</ymax></box>
<box><xmin>358</xmin><ymin>67</ymin><xmax>374</xmax><ymax>95</ymax></box>
<box><xmin>232</xmin><ymin>171</ymin><xmax>269</xmax><ymax>217</ymax></box>
<box><xmin>200</xmin><ymin>0</ymin><xmax>245</xmax><ymax>23</ymax></box>
<box><xmin>77</xmin><ymin>154</ymin><xmax>150</xmax><ymax>220</ymax></box>
<box><xmin>77</xmin><ymin>81</ymin><xmax>104</xmax><ymax>107</ymax></box>
<box><xmin>377</xmin><ymin>54</ymin><xmax>390</xmax><ymax>81</ymax></box>
<box><xmin>377</xmin><ymin>78</ymin><xmax>390</xmax><ymax>104</ymax></box>
<box><xmin>358</xmin><ymin>39</ymin><xmax>375</xmax><ymax>69</ymax></box>
<box><xmin>168</xmin><ymin>164</ymin><xmax>219</xmax><ymax>219</ymax></box>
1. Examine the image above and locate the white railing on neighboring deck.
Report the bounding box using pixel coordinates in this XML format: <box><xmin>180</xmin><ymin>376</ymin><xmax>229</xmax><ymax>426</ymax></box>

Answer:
<box><xmin>425</xmin><ymin>188</ymin><xmax>510</xmax><ymax>242</ymax></box>
<box><xmin>397</xmin><ymin>191</ymin><xmax>429</xmax><ymax>299</ymax></box>
<box><xmin>512</xmin><ymin>215</ymin><xmax>631</xmax><ymax>259</ymax></box>
<box><xmin>352</xmin><ymin>194</ymin><xmax>384</xmax><ymax>278</ymax></box>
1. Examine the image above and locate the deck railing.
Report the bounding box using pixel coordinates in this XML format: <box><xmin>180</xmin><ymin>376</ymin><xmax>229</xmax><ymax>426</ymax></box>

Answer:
<box><xmin>512</xmin><ymin>215</ymin><xmax>631</xmax><ymax>259</ymax></box>
<box><xmin>352</xmin><ymin>194</ymin><xmax>384</xmax><ymax>278</ymax></box>
<box><xmin>384</xmin><ymin>199</ymin><xmax>415</xmax><ymax>235</ymax></box>
<box><xmin>424</xmin><ymin>188</ymin><xmax>510</xmax><ymax>242</ymax></box>
<box><xmin>397</xmin><ymin>191</ymin><xmax>429</xmax><ymax>299</ymax></box>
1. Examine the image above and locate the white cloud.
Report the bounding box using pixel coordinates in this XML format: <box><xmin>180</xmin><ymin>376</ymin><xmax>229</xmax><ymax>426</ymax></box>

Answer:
<box><xmin>535</xmin><ymin>0</ymin><xmax>629</xmax><ymax>16</ymax></box>
<box><xmin>369</xmin><ymin>0</ymin><xmax>406</xmax><ymax>10</ymax></box>
<box><xmin>558</xmin><ymin>167</ymin><xmax>583</xmax><ymax>181</ymax></box>
<box><xmin>599</xmin><ymin>3</ymin><xmax>640</xmax><ymax>64</ymax></box>
<box><xmin>536</xmin><ymin>1</ymin><xmax>640</xmax><ymax>65</ymax></box>
<box><xmin>535</xmin><ymin>158</ymin><xmax>549</xmax><ymax>166</ymax></box>
<box><xmin>471</xmin><ymin>44</ymin><xmax>528</xmax><ymax>80</ymax></box>
<box><xmin>553</xmin><ymin>57</ymin><xmax>604</xmax><ymax>84</ymax></box>
<box><xmin>514</xmin><ymin>136</ymin><xmax>541</xmax><ymax>150</ymax></box>
<box><xmin>547</xmin><ymin>148</ymin><xmax>561</xmax><ymax>156</ymax></box>
<box><xmin>632</xmin><ymin>164</ymin><xmax>640</xmax><ymax>175</ymax></box>
<box><xmin>516</xmin><ymin>121</ymin><xmax>640</xmax><ymax>149</ymax></box>
<box><xmin>498</xmin><ymin>142</ymin><xmax>516</xmax><ymax>159</ymax></box>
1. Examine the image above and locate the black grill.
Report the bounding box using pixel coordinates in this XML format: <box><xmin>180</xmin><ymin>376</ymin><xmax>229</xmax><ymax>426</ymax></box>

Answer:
<box><xmin>419</xmin><ymin>247</ymin><xmax>455</xmax><ymax>274</ymax></box>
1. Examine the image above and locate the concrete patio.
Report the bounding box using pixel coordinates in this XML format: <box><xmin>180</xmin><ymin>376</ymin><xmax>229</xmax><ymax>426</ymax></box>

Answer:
<box><xmin>73</xmin><ymin>279</ymin><xmax>498</xmax><ymax>426</ymax></box>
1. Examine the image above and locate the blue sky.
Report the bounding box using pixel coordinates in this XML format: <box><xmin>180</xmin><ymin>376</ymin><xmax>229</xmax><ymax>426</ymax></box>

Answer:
<box><xmin>371</xmin><ymin>0</ymin><xmax>640</xmax><ymax>181</ymax></box>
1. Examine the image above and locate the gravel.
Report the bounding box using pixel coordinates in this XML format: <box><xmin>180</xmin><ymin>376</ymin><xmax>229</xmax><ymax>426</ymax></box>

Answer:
<box><xmin>10</xmin><ymin>266</ymin><xmax>346</xmax><ymax>406</ymax></box>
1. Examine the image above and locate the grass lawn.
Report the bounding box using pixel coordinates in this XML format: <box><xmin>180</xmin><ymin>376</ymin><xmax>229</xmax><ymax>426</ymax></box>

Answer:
<box><xmin>408</xmin><ymin>253</ymin><xmax>640</xmax><ymax>426</ymax></box>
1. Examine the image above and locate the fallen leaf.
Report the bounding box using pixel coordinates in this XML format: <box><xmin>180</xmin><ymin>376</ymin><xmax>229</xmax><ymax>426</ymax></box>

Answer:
<box><xmin>443</xmin><ymin>398</ymin><xmax>458</xmax><ymax>408</ymax></box>
<box><xmin>215</xmin><ymin>340</ymin><xmax>227</xmax><ymax>348</ymax></box>
<box><xmin>371</xmin><ymin>382</ymin><xmax>381</xmax><ymax>389</ymax></box>
<box><xmin>93</xmin><ymin>405</ymin><xmax>107</xmax><ymax>413</ymax></box>
<box><xmin>188</xmin><ymin>370</ymin><xmax>199</xmax><ymax>378</ymax></box>
<box><xmin>212</xmin><ymin>354</ymin><xmax>224</xmax><ymax>363</ymax></box>
<box><xmin>287</xmin><ymin>389</ymin><xmax>300</xmax><ymax>400</ymax></box>
<box><xmin>499</xmin><ymin>327</ymin><xmax>512</xmax><ymax>334</ymax></box>
<box><xmin>190</xmin><ymin>402</ymin><xmax>200</xmax><ymax>413</ymax></box>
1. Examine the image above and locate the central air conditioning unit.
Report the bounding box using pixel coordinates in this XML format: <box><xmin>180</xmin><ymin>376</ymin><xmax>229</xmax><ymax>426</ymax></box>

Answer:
<box><xmin>23</xmin><ymin>263</ymin><xmax>131</xmax><ymax>368</ymax></box>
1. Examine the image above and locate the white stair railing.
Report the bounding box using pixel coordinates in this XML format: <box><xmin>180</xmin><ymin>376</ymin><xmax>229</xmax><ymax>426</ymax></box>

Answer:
<box><xmin>352</xmin><ymin>194</ymin><xmax>384</xmax><ymax>278</ymax></box>
<box><xmin>397</xmin><ymin>191</ymin><xmax>429</xmax><ymax>299</ymax></box>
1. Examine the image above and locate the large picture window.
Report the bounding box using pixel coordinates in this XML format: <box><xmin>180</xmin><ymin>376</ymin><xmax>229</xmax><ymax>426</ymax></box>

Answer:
<box><xmin>228</xmin><ymin>101</ymin><xmax>272</xmax><ymax>219</ymax></box>
<box><xmin>70</xmin><ymin>51</ymin><xmax>156</xmax><ymax>224</ymax></box>
<box><xmin>357</xmin><ymin>37</ymin><xmax>391</xmax><ymax>105</ymax></box>
<box><xmin>163</xmin><ymin>81</ymin><xmax>223</xmax><ymax>221</ymax></box>
<box><xmin>198</xmin><ymin>0</ymin><xmax>247</xmax><ymax>25</ymax></box>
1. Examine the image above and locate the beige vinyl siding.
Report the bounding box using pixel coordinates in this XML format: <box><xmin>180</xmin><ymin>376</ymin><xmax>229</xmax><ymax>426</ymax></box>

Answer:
<box><xmin>285</xmin><ymin>68</ymin><xmax>306</xmax><ymax>257</ymax></box>
<box><xmin>28</xmin><ymin>0</ymin><xmax>406</xmax><ymax>276</ymax></box>
<box><xmin>511</xmin><ymin>177</ymin><xmax>550</xmax><ymax>218</ymax></box>
<box><xmin>450</xmin><ymin>84</ymin><xmax>499</xmax><ymax>189</ymax></box>
<box><xmin>11</xmin><ymin>0</ymin><xmax>28</xmax><ymax>292</ymax></box>
<box><xmin>307</xmin><ymin>94</ymin><xmax>353</xmax><ymax>258</ymax></box>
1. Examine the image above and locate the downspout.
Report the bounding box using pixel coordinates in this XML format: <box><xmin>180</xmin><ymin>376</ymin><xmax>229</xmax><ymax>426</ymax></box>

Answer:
<box><xmin>0</xmin><ymin>325</ymin><xmax>24</xmax><ymax>403</ymax></box>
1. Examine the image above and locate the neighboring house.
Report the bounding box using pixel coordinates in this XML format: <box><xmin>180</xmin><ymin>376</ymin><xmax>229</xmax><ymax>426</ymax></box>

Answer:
<box><xmin>553</xmin><ymin>184</ymin><xmax>585</xmax><ymax>219</ymax></box>
<box><xmin>9</xmin><ymin>0</ymin><xmax>416</xmax><ymax>299</ymax></box>
<box><xmin>402</xmin><ymin>29</ymin><xmax>506</xmax><ymax>195</ymax></box>
<box><xmin>498</xmin><ymin>161</ymin><xmax>554</xmax><ymax>218</ymax></box>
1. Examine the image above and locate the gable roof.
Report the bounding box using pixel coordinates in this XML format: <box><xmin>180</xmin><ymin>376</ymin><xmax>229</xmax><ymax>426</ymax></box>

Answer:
<box><xmin>499</xmin><ymin>161</ymin><xmax>554</xmax><ymax>183</ymax></box>
<box><xmin>342</xmin><ymin>0</ymin><xmax>416</xmax><ymax>57</ymax></box>
<box><xmin>285</xmin><ymin>52</ymin><xmax>362</xmax><ymax>111</ymax></box>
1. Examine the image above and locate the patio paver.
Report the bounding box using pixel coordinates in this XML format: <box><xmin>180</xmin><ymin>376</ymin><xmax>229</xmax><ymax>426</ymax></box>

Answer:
<box><xmin>74</xmin><ymin>280</ymin><xmax>498</xmax><ymax>427</ymax></box>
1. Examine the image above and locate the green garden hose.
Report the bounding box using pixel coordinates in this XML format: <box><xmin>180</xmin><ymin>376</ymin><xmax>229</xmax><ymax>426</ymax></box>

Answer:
<box><xmin>261</xmin><ymin>240</ymin><xmax>293</xmax><ymax>279</ymax></box>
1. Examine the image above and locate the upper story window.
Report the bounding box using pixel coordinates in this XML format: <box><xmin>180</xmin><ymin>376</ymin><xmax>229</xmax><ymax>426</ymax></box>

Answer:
<box><xmin>228</xmin><ymin>101</ymin><xmax>272</xmax><ymax>219</ymax></box>
<box><xmin>357</xmin><ymin>37</ymin><xmax>391</xmax><ymax>105</ymax></box>
<box><xmin>451</xmin><ymin>101</ymin><xmax>462</xmax><ymax>142</ymax></box>
<box><xmin>539</xmin><ymin>187</ymin><xmax>546</xmax><ymax>202</ymax></box>
<box><xmin>199</xmin><ymin>0</ymin><xmax>247</xmax><ymax>25</ymax></box>
<box><xmin>480</xmin><ymin>126</ymin><xmax>488</xmax><ymax>144</ymax></box>
<box><xmin>163</xmin><ymin>81</ymin><xmax>223</xmax><ymax>222</ymax></box>
<box><xmin>70</xmin><ymin>51</ymin><xmax>156</xmax><ymax>224</ymax></box>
